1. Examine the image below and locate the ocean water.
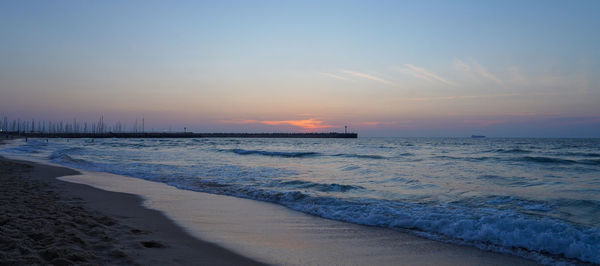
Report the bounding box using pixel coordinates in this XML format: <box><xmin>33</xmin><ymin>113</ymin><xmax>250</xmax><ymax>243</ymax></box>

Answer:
<box><xmin>2</xmin><ymin>137</ymin><xmax>599</xmax><ymax>264</ymax></box>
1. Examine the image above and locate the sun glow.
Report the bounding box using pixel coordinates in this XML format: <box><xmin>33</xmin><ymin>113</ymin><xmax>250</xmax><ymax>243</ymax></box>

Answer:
<box><xmin>219</xmin><ymin>118</ymin><xmax>335</xmax><ymax>131</ymax></box>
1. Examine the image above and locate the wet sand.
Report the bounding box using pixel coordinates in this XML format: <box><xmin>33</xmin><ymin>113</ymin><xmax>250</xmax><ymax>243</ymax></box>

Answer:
<box><xmin>0</xmin><ymin>155</ymin><xmax>264</xmax><ymax>265</ymax></box>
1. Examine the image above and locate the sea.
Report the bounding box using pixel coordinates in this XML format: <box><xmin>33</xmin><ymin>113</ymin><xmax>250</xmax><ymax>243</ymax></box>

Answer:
<box><xmin>1</xmin><ymin>137</ymin><xmax>599</xmax><ymax>264</ymax></box>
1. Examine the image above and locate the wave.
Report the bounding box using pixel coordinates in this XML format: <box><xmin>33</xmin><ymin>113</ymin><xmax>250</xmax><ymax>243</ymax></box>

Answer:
<box><xmin>280</xmin><ymin>180</ymin><xmax>365</xmax><ymax>192</ymax></box>
<box><xmin>0</xmin><ymin>139</ymin><xmax>57</xmax><ymax>155</ymax></box>
<box><xmin>579</xmin><ymin>159</ymin><xmax>600</xmax><ymax>165</ymax></box>
<box><xmin>36</xmin><ymin>149</ymin><xmax>600</xmax><ymax>265</ymax></box>
<box><xmin>477</xmin><ymin>175</ymin><xmax>544</xmax><ymax>188</ymax></box>
<box><xmin>557</xmin><ymin>152</ymin><xmax>600</xmax><ymax>157</ymax></box>
<box><xmin>436</xmin><ymin>155</ymin><xmax>599</xmax><ymax>166</ymax></box>
<box><xmin>48</xmin><ymin>149</ymin><xmax>94</xmax><ymax>167</ymax></box>
<box><xmin>515</xmin><ymin>156</ymin><xmax>577</xmax><ymax>165</ymax></box>
<box><xmin>519</xmin><ymin>156</ymin><xmax>600</xmax><ymax>166</ymax></box>
<box><xmin>4</xmin><ymin>144</ymin><xmax>44</xmax><ymax>154</ymax></box>
<box><xmin>182</xmin><ymin>185</ymin><xmax>600</xmax><ymax>264</ymax></box>
<box><xmin>434</xmin><ymin>155</ymin><xmax>497</xmax><ymax>161</ymax></box>
<box><xmin>52</xmin><ymin>153</ymin><xmax>592</xmax><ymax>263</ymax></box>
<box><xmin>340</xmin><ymin>165</ymin><xmax>361</xmax><ymax>171</ymax></box>
<box><xmin>224</xmin><ymin>149</ymin><xmax>388</xmax><ymax>160</ymax></box>
<box><xmin>224</xmin><ymin>149</ymin><xmax>599</xmax><ymax>166</ymax></box>
<box><xmin>511</xmin><ymin>156</ymin><xmax>600</xmax><ymax>166</ymax></box>
<box><xmin>229</xmin><ymin>149</ymin><xmax>320</xmax><ymax>158</ymax></box>
<box><xmin>491</xmin><ymin>148</ymin><xmax>531</xmax><ymax>154</ymax></box>
<box><xmin>47</xmin><ymin>147</ymin><xmax>85</xmax><ymax>159</ymax></box>
<box><xmin>332</xmin><ymin>153</ymin><xmax>387</xmax><ymax>159</ymax></box>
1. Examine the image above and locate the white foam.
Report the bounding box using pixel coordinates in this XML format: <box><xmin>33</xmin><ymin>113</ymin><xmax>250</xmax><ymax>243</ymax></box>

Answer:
<box><xmin>57</xmin><ymin>170</ymin><xmax>535</xmax><ymax>266</ymax></box>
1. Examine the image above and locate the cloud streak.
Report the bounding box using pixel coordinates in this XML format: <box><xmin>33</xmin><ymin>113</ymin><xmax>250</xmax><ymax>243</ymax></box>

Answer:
<box><xmin>219</xmin><ymin>118</ymin><xmax>335</xmax><ymax>130</ymax></box>
<box><xmin>472</xmin><ymin>62</ymin><xmax>504</xmax><ymax>86</ymax></box>
<box><xmin>407</xmin><ymin>93</ymin><xmax>519</xmax><ymax>101</ymax></box>
<box><xmin>394</xmin><ymin>64</ymin><xmax>456</xmax><ymax>86</ymax></box>
<box><xmin>261</xmin><ymin>119</ymin><xmax>335</xmax><ymax>129</ymax></box>
<box><xmin>340</xmin><ymin>70</ymin><xmax>394</xmax><ymax>85</ymax></box>
<box><xmin>454</xmin><ymin>59</ymin><xmax>504</xmax><ymax>86</ymax></box>
<box><xmin>321</xmin><ymin>72</ymin><xmax>352</xmax><ymax>81</ymax></box>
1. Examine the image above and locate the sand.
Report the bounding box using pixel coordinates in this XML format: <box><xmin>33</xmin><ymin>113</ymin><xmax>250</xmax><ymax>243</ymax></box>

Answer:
<box><xmin>0</xmin><ymin>156</ymin><xmax>265</xmax><ymax>265</ymax></box>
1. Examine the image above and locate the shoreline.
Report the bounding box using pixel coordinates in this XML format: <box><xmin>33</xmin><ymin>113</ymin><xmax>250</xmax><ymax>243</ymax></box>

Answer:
<box><xmin>0</xmin><ymin>155</ymin><xmax>265</xmax><ymax>265</ymax></box>
<box><xmin>0</xmin><ymin>138</ymin><xmax>541</xmax><ymax>265</ymax></box>
<box><xmin>57</xmin><ymin>170</ymin><xmax>540</xmax><ymax>266</ymax></box>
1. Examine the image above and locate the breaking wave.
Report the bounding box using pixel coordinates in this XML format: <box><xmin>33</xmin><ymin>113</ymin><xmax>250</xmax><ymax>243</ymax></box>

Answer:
<box><xmin>228</xmin><ymin>148</ymin><xmax>320</xmax><ymax>158</ymax></box>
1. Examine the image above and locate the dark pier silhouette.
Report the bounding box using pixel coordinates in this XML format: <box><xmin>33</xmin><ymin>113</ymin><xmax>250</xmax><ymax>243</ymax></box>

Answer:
<box><xmin>0</xmin><ymin>116</ymin><xmax>357</xmax><ymax>139</ymax></box>
<box><xmin>6</xmin><ymin>132</ymin><xmax>358</xmax><ymax>139</ymax></box>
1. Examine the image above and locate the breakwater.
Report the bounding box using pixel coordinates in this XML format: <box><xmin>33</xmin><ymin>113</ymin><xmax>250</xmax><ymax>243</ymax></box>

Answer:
<box><xmin>6</xmin><ymin>132</ymin><xmax>357</xmax><ymax>139</ymax></box>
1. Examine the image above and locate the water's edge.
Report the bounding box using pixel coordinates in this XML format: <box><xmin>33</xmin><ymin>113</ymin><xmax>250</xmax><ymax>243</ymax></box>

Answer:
<box><xmin>2</xmin><ymin>138</ymin><xmax>599</xmax><ymax>265</ymax></box>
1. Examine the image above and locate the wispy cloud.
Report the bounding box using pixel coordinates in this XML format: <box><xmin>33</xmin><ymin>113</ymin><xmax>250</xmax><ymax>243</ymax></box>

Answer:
<box><xmin>407</xmin><ymin>93</ymin><xmax>520</xmax><ymax>101</ymax></box>
<box><xmin>507</xmin><ymin>66</ymin><xmax>528</xmax><ymax>86</ymax></box>
<box><xmin>453</xmin><ymin>58</ymin><xmax>471</xmax><ymax>73</ymax></box>
<box><xmin>394</xmin><ymin>64</ymin><xmax>456</xmax><ymax>86</ymax></box>
<box><xmin>321</xmin><ymin>72</ymin><xmax>352</xmax><ymax>81</ymax></box>
<box><xmin>472</xmin><ymin>62</ymin><xmax>504</xmax><ymax>86</ymax></box>
<box><xmin>454</xmin><ymin>59</ymin><xmax>504</xmax><ymax>86</ymax></box>
<box><xmin>219</xmin><ymin>118</ymin><xmax>335</xmax><ymax>130</ymax></box>
<box><xmin>262</xmin><ymin>119</ymin><xmax>335</xmax><ymax>129</ymax></box>
<box><xmin>356</xmin><ymin>121</ymin><xmax>397</xmax><ymax>126</ymax></box>
<box><xmin>340</xmin><ymin>70</ymin><xmax>394</xmax><ymax>85</ymax></box>
<box><xmin>507</xmin><ymin>66</ymin><xmax>590</xmax><ymax>93</ymax></box>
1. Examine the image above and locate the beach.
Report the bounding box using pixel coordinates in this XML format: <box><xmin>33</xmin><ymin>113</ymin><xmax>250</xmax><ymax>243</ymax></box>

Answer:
<box><xmin>2</xmin><ymin>1</ymin><xmax>598</xmax><ymax>264</ymax></box>
<box><xmin>0</xmin><ymin>138</ymin><xmax>545</xmax><ymax>265</ymax></box>
<box><xmin>0</xmin><ymin>154</ymin><xmax>264</xmax><ymax>265</ymax></box>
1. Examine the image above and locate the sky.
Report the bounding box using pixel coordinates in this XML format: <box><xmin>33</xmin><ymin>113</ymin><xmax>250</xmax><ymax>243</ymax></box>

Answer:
<box><xmin>1</xmin><ymin>0</ymin><xmax>599</xmax><ymax>137</ymax></box>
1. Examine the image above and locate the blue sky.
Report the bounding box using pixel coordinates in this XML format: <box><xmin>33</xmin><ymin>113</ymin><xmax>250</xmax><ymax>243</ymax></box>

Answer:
<box><xmin>1</xmin><ymin>0</ymin><xmax>599</xmax><ymax>137</ymax></box>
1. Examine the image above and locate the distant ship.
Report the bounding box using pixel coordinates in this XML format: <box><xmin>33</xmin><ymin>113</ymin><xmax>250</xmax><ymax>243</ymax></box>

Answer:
<box><xmin>471</xmin><ymin>135</ymin><xmax>486</xmax><ymax>138</ymax></box>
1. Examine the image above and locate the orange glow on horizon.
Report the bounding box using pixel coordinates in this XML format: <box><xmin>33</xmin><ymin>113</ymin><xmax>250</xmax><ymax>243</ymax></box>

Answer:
<box><xmin>219</xmin><ymin>118</ymin><xmax>336</xmax><ymax>131</ymax></box>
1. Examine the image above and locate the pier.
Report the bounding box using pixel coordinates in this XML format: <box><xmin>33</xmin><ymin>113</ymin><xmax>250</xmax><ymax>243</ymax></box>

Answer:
<box><xmin>5</xmin><ymin>132</ymin><xmax>358</xmax><ymax>139</ymax></box>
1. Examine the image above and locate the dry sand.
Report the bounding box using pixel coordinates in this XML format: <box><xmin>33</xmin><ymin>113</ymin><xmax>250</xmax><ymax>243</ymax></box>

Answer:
<box><xmin>0</xmin><ymin>156</ymin><xmax>265</xmax><ymax>265</ymax></box>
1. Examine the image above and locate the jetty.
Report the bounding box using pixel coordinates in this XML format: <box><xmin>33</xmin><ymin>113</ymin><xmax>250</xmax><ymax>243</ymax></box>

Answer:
<box><xmin>0</xmin><ymin>116</ymin><xmax>357</xmax><ymax>138</ymax></box>
<box><xmin>5</xmin><ymin>132</ymin><xmax>357</xmax><ymax>139</ymax></box>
